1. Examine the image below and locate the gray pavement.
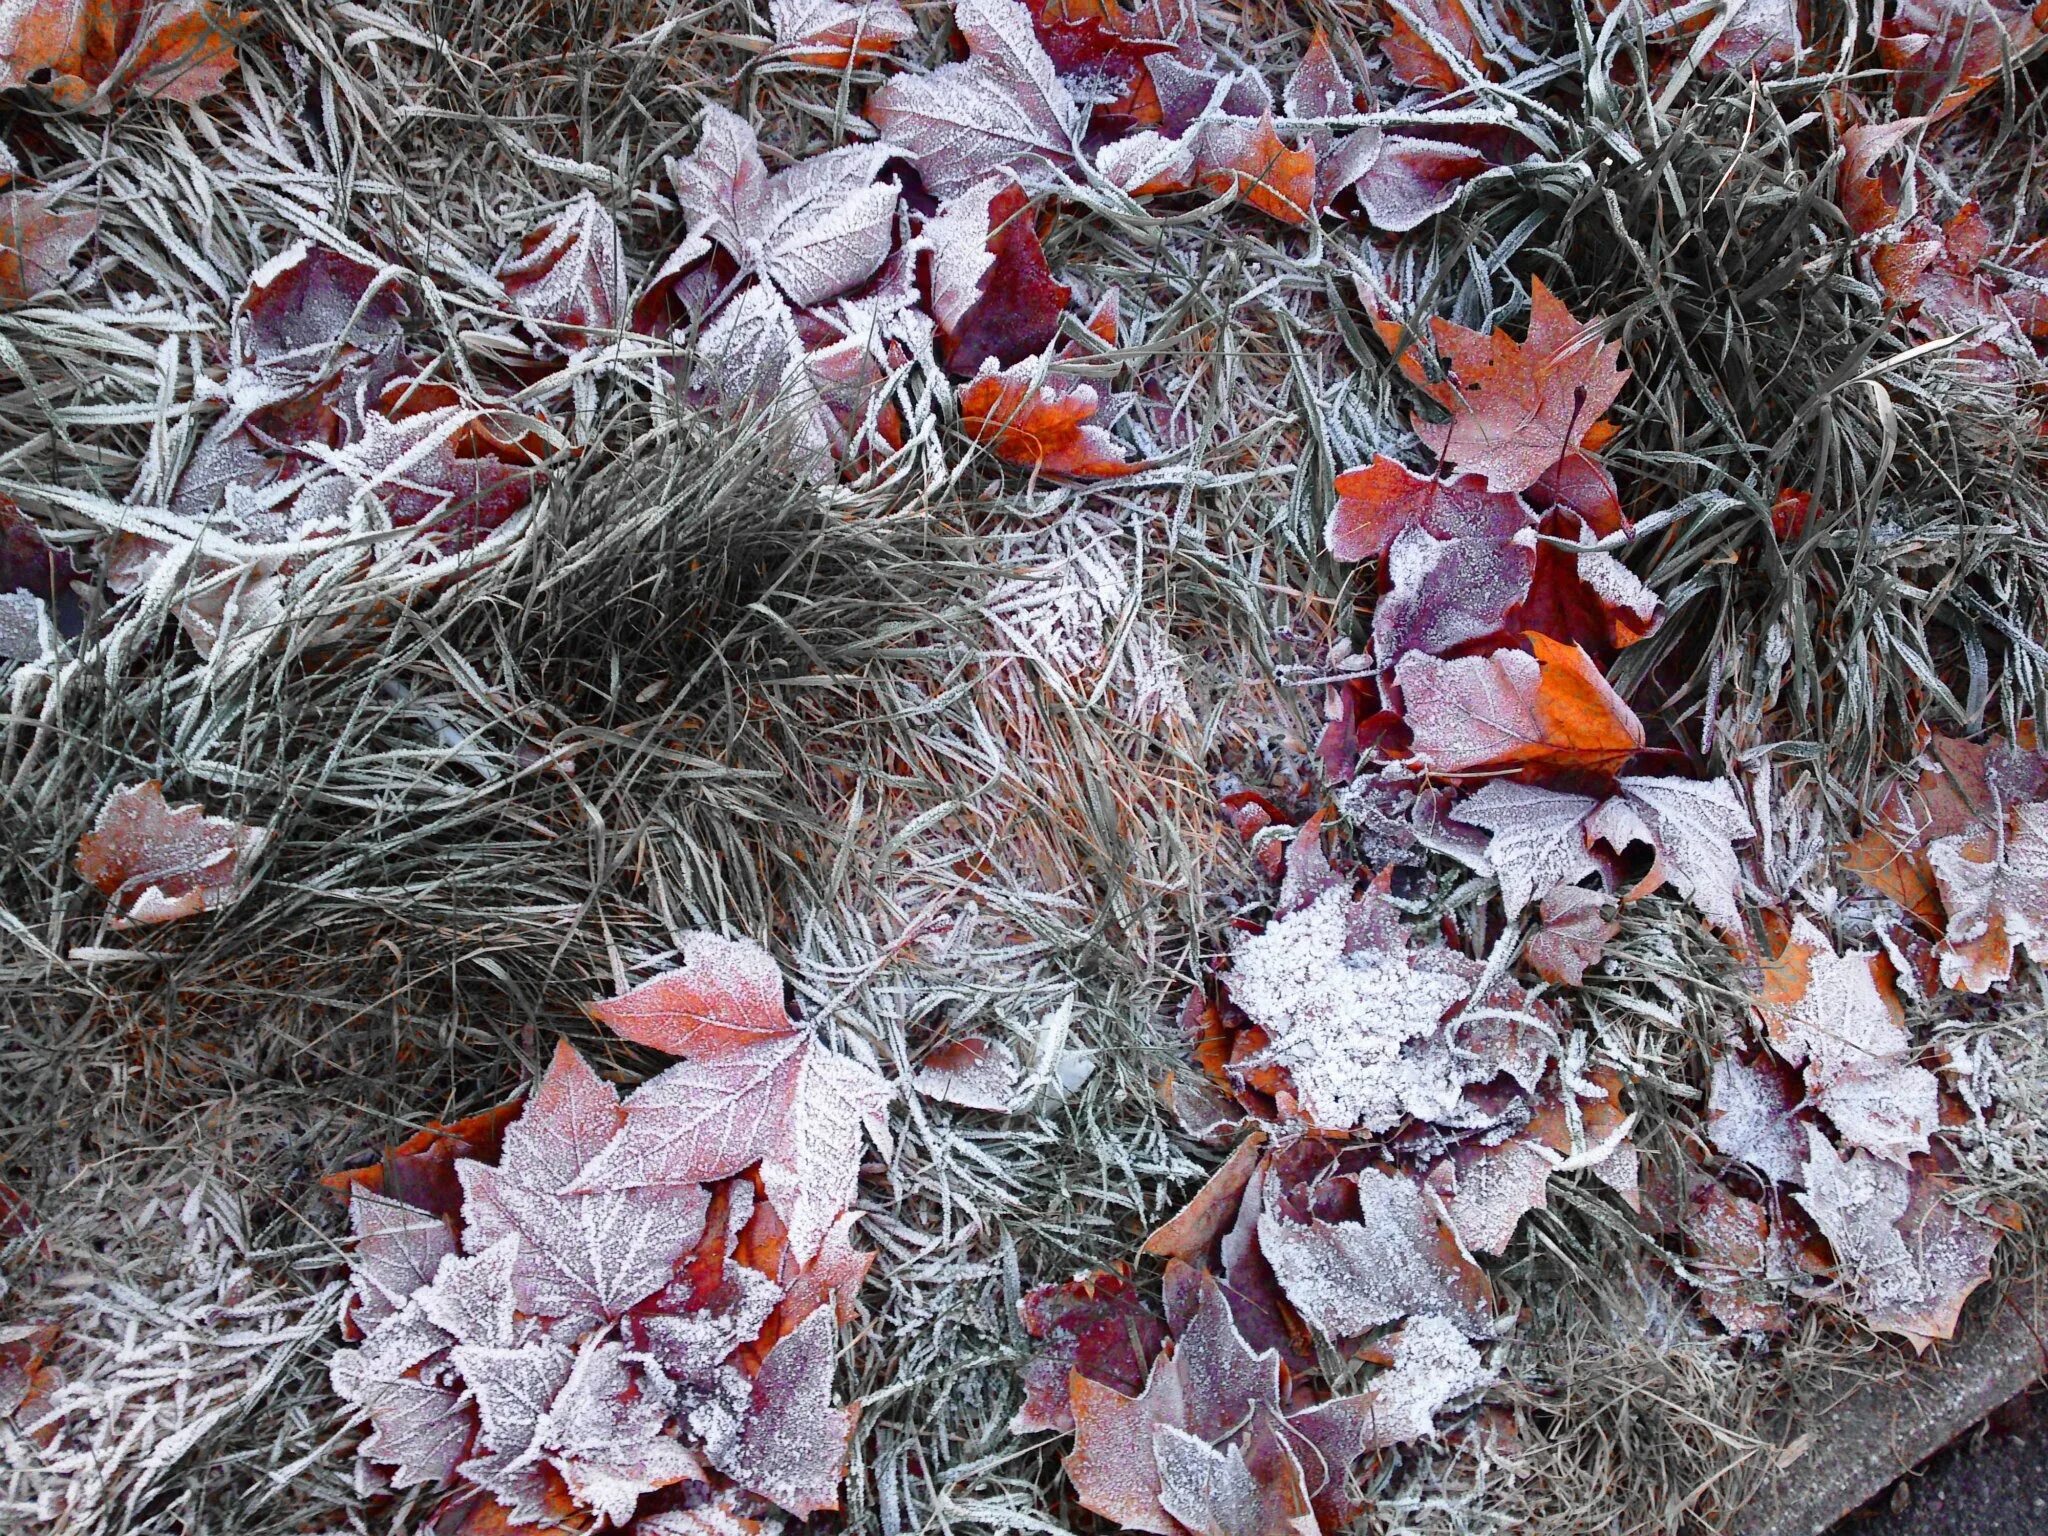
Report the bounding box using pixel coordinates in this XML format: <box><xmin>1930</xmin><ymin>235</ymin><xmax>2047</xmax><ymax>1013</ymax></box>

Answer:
<box><xmin>1836</xmin><ymin>1389</ymin><xmax>2048</xmax><ymax>1536</ymax></box>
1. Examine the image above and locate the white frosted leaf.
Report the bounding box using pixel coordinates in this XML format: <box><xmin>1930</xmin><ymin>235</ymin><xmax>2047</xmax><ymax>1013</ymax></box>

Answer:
<box><xmin>922</xmin><ymin>177</ymin><xmax>1006</xmax><ymax>331</ymax></box>
<box><xmin>634</xmin><ymin>1261</ymin><xmax>784</xmax><ymax>1383</ymax></box>
<box><xmin>1455</xmin><ymin>780</ymin><xmax>1602</xmax><ymax>918</ymax></box>
<box><xmin>330</xmin><ymin>1305</ymin><xmax>471</xmax><ymax>1488</ymax></box>
<box><xmin>769</xmin><ymin>0</ymin><xmax>916</xmax><ymax>56</ymax></box>
<box><xmin>1152</xmin><ymin>1427</ymin><xmax>1266</xmax><ymax>1536</ymax></box>
<box><xmin>415</xmin><ymin>1238</ymin><xmax>521</xmax><ymax>1350</ymax></box>
<box><xmin>574</xmin><ymin>1037</ymin><xmax>799</xmax><ymax>1193</ymax></box>
<box><xmin>912</xmin><ymin>1033</ymin><xmax>1023</xmax><ymax>1111</ymax></box>
<box><xmin>497</xmin><ymin>191</ymin><xmax>626</xmax><ymax>337</ymax></box>
<box><xmin>669</xmin><ymin>106</ymin><xmax>770</xmax><ymax>253</ymax></box>
<box><xmin>762</xmin><ymin>1043</ymin><xmax>896</xmax><ymax>1263</ymax></box>
<box><xmin>749</xmin><ymin>148</ymin><xmax>900</xmax><ymax>307</ymax></box>
<box><xmin>1358</xmin><ymin>1315</ymin><xmax>1495</xmax><ymax>1450</ymax></box>
<box><xmin>694</xmin><ymin>282</ymin><xmax>808</xmax><ymax>412</ymax></box>
<box><xmin>1425</xmin><ymin>1137</ymin><xmax>1555</xmax><ymax>1256</ymax></box>
<box><xmin>1259</xmin><ymin>1169</ymin><xmax>1494</xmax><ymax>1338</ymax></box>
<box><xmin>1609</xmin><ymin>775</ymin><xmax>1754</xmax><ymax>930</ymax></box>
<box><xmin>1394</xmin><ymin>647</ymin><xmax>1545</xmax><ymax>775</ymax></box>
<box><xmin>448</xmin><ymin>1338</ymin><xmax>574</xmax><ymax>1458</ymax></box>
<box><xmin>1225</xmin><ymin>888</ymin><xmax>1471</xmax><ymax>1132</ymax></box>
<box><xmin>459</xmin><ymin>1160</ymin><xmax>710</xmax><ymax>1326</ymax></box>
<box><xmin>347</xmin><ymin>1191</ymin><xmax>459</xmax><ymax>1332</ymax></box>
<box><xmin>543</xmin><ymin>1339</ymin><xmax>697</xmax><ymax>1526</ymax></box>
<box><xmin>1093</xmin><ymin>130</ymin><xmax>1196</xmax><ymax>193</ymax></box>
<box><xmin>1758</xmin><ymin>917</ymin><xmax>1934</xmax><ymax>1165</ymax></box>
<box><xmin>1706</xmin><ymin>1055</ymin><xmax>1807</xmax><ymax>1186</ymax></box>
<box><xmin>868</xmin><ymin>0</ymin><xmax>1082</xmax><ymax>195</ymax></box>
<box><xmin>1929</xmin><ymin>800</ymin><xmax>2048</xmax><ymax>992</ymax></box>
<box><xmin>1283</xmin><ymin>28</ymin><xmax>1355</xmax><ymax>118</ymax></box>
<box><xmin>711</xmin><ymin>1305</ymin><xmax>853</xmax><ymax>1518</ymax></box>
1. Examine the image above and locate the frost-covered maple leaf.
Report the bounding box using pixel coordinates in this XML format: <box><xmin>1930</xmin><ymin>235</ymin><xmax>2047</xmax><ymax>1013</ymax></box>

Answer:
<box><xmin>923</xmin><ymin>175</ymin><xmax>1072</xmax><ymax>374</ymax></box>
<box><xmin>1373</xmin><ymin>524</ymin><xmax>1537</xmax><ymax>661</ymax></box>
<box><xmin>1926</xmin><ymin>799</ymin><xmax>2048</xmax><ymax>992</ymax></box>
<box><xmin>1525</xmin><ymin>884</ymin><xmax>1620</xmax><ymax>985</ymax></box>
<box><xmin>1326</xmin><ymin>456</ymin><xmax>1533</xmax><ymax>563</ymax></box>
<box><xmin>1259</xmin><ymin>1168</ymin><xmax>1497</xmax><ymax>1338</ymax></box>
<box><xmin>497</xmin><ymin>192</ymin><xmax>628</xmax><ymax>344</ymax></box>
<box><xmin>913</xmin><ymin>1033</ymin><xmax>1025</xmax><ymax>1111</ymax></box>
<box><xmin>74</xmin><ymin>780</ymin><xmax>267</xmax><ymax>927</ymax></box>
<box><xmin>1396</xmin><ymin>635</ymin><xmax>1645</xmax><ymax>779</ymax></box>
<box><xmin>869</xmin><ymin>0</ymin><xmax>1085</xmax><ymax>195</ymax></box>
<box><xmin>0</xmin><ymin>186</ymin><xmax>98</xmax><ymax>303</ymax></box>
<box><xmin>1380</xmin><ymin>279</ymin><xmax>1628</xmax><ymax>495</ymax></box>
<box><xmin>769</xmin><ymin>0</ymin><xmax>916</xmax><ymax>64</ymax></box>
<box><xmin>1707</xmin><ymin>1051</ymin><xmax>1807</xmax><ymax>1187</ymax></box>
<box><xmin>1224</xmin><ymin>886</ymin><xmax>1474</xmax><ymax>1132</ymax></box>
<box><xmin>668</xmin><ymin>106</ymin><xmax>899</xmax><ymax>308</ymax></box>
<box><xmin>1754</xmin><ymin>917</ymin><xmax>1938</xmax><ymax>1166</ymax></box>
<box><xmin>1795</xmin><ymin>1128</ymin><xmax>2003</xmax><ymax>1351</ymax></box>
<box><xmin>1013</xmin><ymin>1267</ymin><xmax>1168</xmax><ymax>1434</ymax></box>
<box><xmin>582</xmin><ymin>935</ymin><xmax>894</xmax><ymax>1264</ymax></box>
<box><xmin>958</xmin><ymin>354</ymin><xmax>1141</xmax><ymax>477</ymax></box>
<box><xmin>0</xmin><ymin>0</ymin><xmax>253</xmax><ymax>110</ymax></box>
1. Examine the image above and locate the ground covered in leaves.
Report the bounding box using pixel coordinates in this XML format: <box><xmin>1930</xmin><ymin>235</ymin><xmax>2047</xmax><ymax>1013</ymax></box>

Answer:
<box><xmin>6</xmin><ymin>0</ymin><xmax>2048</xmax><ymax>1534</ymax></box>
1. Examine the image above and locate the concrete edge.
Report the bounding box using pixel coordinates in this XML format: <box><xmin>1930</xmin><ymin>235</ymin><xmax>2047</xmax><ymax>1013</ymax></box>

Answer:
<box><xmin>1735</xmin><ymin>1276</ymin><xmax>2047</xmax><ymax>1536</ymax></box>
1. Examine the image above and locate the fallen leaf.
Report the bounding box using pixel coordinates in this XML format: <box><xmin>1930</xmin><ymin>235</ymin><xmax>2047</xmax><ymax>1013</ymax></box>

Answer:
<box><xmin>1014</xmin><ymin>1267</ymin><xmax>1169</xmax><ymax>1433</ymax></box>
<box><xmin>584</xmin><ymin>931</ymin><xmax>796</xmax><ymax>1057</ymax></box>
<box><xmin>1526</xmin><ymin>884</ymin><xmax>1619</xmax><ymax>986</ymax></box>
<box><xmin>1795</xmin><ymin>1128</ymin><xmax>2002</xmax><ymax>1351</ymax></box>
<box><xmin>706</xmin><ymin>1305</ymin><xmax>855</xmax><ymax>1518</ymax></box>
<box><xmin>1326</xmin><ymin>456</ymin><xmax>1533</xmax><ymax>564</ymax></box>
<box><xmin>1926</xmin><ymin>799</ymin><xmax>2048</xmax><ymax>992</ymax></box>
<box><xmin>769</xmin><ymin>0</ymin><xmax>916</xmax><ymax>64</ymax></box>
<box><xmin>1707</xmin><ymin>1050</ymin><xmax>1808</xmax><ymax>1187</ymax></box>
<box><xmin>1259</xmin><ymin>1168</ymin><xmax>1497</xmax><ymax>1338</ymax></box>
<box><xmin>1189</xmin><ymin>113</ymin><xmax>1318</xmax><ymax>225</ymax></box>
<box><xmin>669</xmin><ymin>106</ymin><xmax>899</xmax><ymax>307</ymax></box>
<box><xmin>1878</xmin><ymin>0</ymin><xmax>2048</xmax><ymax>119</ymax></box>
<box><xmin>923</xmin><ymin>176</ymin><xmax>1071</xmax><ymax>374</ymax></box>
<box><xmin>913</xmin><ymin>1033</ymin><xmax>1025</xmax><ymax>1111</ymax></box>
<box><xmin>0</xmin><ymin>0</ymin><xmax>253</xmax><ymax>109</ymax></box>
<box><xmin>239</xmin><ymin>241</ymin><xmax>409</xmax><ymax>376</ymax></box>
<box><xmin>1683</xmin><ymin>1179</ymin><xmax>1792</xmax><ymax>1334</ymax></box>
<box><xmin>1354</xmin><ymin>1314</ymin><xmax>1496</xmax><ymax>1449</ymax></box>
<box><xmin>1374</xmin><ymin>0</ymin><xmax>1490</xmax><ymax>90</ymax></box>
<box><xmin>0</xmin><ymin>186</ymin><xmax>97</xmax><ymax>303</ymax></box>
<box><xmin>75</xmin><ymin>780</ymin><xmax>267</xmax><ymax>927</ymax></box>
<box><xmin>1371</xmin><ymin>525</ymin><xmax>1537</xmax><ymax>661</ymax></box>
<box><xmin>1381</xmin><ymin>279</ymin><xmax>1629</xmax><ymax>496</ymax></box>
<box><xmin>1395</xmin><ymin>634</ymin><xmax>1645</xmax><ymax>779</ymax></box>
<box><xmin>497</xmin><ymin>192</ymin><xmax>627</xmax><ymax>344</ymax></box>
<box><xmin>958</xmin><ymin>355</ymin><xmax>1140</xmax><ymax>477</ymax></box>
<box><xmin>1755</xmin><ymin>917</ymin><xmax>1939</xmax><ymax>1165</ymax></box>
<box><xmin>1324</xmin><ymin>131</ymin><xmax>1490</xmax><ymax>232</ymax></box>
<box><xmin>1582</xmin><ymin>774</ymin><xmax>1754</xmax><ymax>930</ymax></box>
<box><xmin>1284</xmin><ymin>27</ymin><xmax>1356</xmax><ymax>118</ymax></box>
<box><xmin>869</xmin><ymin>0</ymin><xmax>1084</xmax><ymax>195</ymax></box>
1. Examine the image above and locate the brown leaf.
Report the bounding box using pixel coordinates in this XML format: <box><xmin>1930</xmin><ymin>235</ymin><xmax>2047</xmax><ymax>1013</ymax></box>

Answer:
<box><xmin>768</xmin><ymin>0</ymin><xmax>915</xmax><ymax>65</ymax></box>
<box><xmin>1379</xmin><ymin>278</ymin><xmax>1629</xmax><ymax>496</ymax></box>
<box><xmin>1526</xmin><ymin>884</ymin><xmax>1619</xmax><ymax>985</ymax></box>
<box><xmin>75</xmin><ymin>780</ymin><xmax>266</xmax><ymax>927</ymax></box>
<box><xmin>1375</xmin><ymin>0</ymin><xmax>1490</xmax><ymax>90</ymax></box>
<box><xmin>1014</xmin><ymin>1267</ymin><xmax>1168</xmax><ymax>1434</ymax></box>
<box><xmin>1927</xmin><ymin>800</ymin><xmax>2048</xmax><ymax>992</ymax></box>
<box><xmin>0</xmin><ymin>0</ymin><xmax>252</xmax><ymax>109</ymax></box>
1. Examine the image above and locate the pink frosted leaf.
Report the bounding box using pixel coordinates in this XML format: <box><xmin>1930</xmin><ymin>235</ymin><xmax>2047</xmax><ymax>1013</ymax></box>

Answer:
<box><xmin>1064</xmin><ymin>1350</ymin><xmax>1189</xmax><ymax>1534</ymax></box>
<box><xmin>1425</xmin><ymin>1136</ymin><xmax>1556</xmax><ymax>1256</ymax></box>
<box><xmin>868</xmin><ymin>0</ymin><xmax>1083</xmax><ymax>195</ymax></box>
<box><xmin>568</xmin><ymin>1038</ymin><xmax>800</xmax><ymax>1194</ymax></box>
<box><xmin>761</xmin><ymin>1043</ymin><xmax>895</xmax><ymax>1263</ymax></box>
<box><xmin>1371</xmin><ymin>526</ymin><xmax>1535</xmax><ymax>661</ymax></box>
<box><xmin>1525</xmin><ymin>884</ymin><xmax>1619</xmax><ymax>986</ymax></box>
<box><xmin>449</xmin><ymin>1338</ymin><xmax>575</xmax><ymax>1459</ymax></box>
<box><xmin>1707</xmin><ymin>1053</ymin><xmax>1808</xmax><ymax>1186</ymax></box>
<box><xmin>669</xmin><ymin>107</ymin><xmax>898</xmax><ymax>307</ymax></box>
<box><xmin>1453</xmin><ymin>778</ymin><xmax>1603</xmax><ymax>920</ymax></box>
<box><xmin>498</xmin><ymin>192</ymin><xmax>628</xmax><ymax>341</ymax></box>
<box><xmin>239</xmin><ymin>241</ymin><xmax>407</xmax><ymax>376</ymax></box>
<box><xmin>544</xmin><ymin>1339</ymin><xmax>700</xmax><ymax>1525</ymax></box>
<box><xmin>500</xmin><ymin>1038</ymin><xmax>626</xmax><ymax>1191</ymax></box>
<box><xmin>1283</xmin><ymin>28</ymin><xmax>1356</xmax><ymax>118</ymax></box>
<box><xmin>415</xmin><ymin>1239</ymin><xmax>522</xmax><ymax>1351</ymax></box>
<box><xmin>329</xmin><ymin>1307</ymin><xmax>473</xmax><ymax>1488</ymax></box>
<box><xmin>346</xmin><ymin>1191</ymin><xmax>459</xmax><ymax>1333</ymax></box>
<box><xmin>586</xmin><ymin>932</ymin><xmax>797</xmax><ymax>1060</ymax></box>
<box><xmin>1173</xmin><ymin>1268</ymin><xmax>1284</xmax><ymax>1442</ymax></box>
<box><xmin>711</xmin><ymin>1305</ymin><xmax>854</xmax><ymax>1518</ymax></box>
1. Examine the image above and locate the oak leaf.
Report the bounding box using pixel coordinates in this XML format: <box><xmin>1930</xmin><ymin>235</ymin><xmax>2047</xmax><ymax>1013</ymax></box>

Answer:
<box><xmin>1395</xmin><ymin>634</ymin><xmax>1644</xmax><ymax>778</ymax></box>
<box><xmin>1380</xmin><ymin>279</ymin><xmax>1628</xmax><ymax>496</ymax></box>
<box><xmin>75</xmin><ymin>780</ymin><xmax>267</xmax><ymax>926</ymax></box>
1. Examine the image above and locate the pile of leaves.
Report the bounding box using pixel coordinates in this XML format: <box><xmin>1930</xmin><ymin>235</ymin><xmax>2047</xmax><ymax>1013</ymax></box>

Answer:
<box><xmin>326</xmin><ymin>933</ymin><xmax>889</xmax><ymax>1532</ymax></box>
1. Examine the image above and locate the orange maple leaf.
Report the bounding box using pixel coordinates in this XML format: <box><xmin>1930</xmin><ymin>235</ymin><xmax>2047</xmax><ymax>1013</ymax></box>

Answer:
<box><xmin>1191</xmin><ymin>113</ymin><xmax>1318</xmax><ymax>226</ymax></box>
<box><xmin>0</xmin><ymin>0</ymin><xmax>254</xmax><ymax>110</ymax></box>
<box><xmin>1396</xmin><ymin>632</ymin><xmax>1645</xmax><ymax>778</ymax></box>
<box><xmin>1378</xmin><ymin>277</ymin><xmax>1629</xmax><ymax>495</ymax></box>
<box><xmin>958</xmin><ymin>358</ymin><xmax>1141</xmax><ymax>478</ymax></box>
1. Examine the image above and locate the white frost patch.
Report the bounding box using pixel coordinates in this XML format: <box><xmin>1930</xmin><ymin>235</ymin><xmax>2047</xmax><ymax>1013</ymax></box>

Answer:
<box><xmin>1361</xmin><ymin>1315</ymin><xmax>1497</xmax><ymax>1449</ymax></box>
<box><xmin>1227</xmin><ymin>888</ymin><xmax>1471</xmax><ymax>1132</ymax></box>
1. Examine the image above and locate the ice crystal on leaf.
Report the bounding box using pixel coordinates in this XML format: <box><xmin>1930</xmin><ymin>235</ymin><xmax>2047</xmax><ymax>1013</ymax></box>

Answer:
<box><xmin>869</xmin><ymin>0</ymin><xmax>1085</xmax><ymax>195</ymax></box>
<box><xmin>769</xmin><ymin>0</ymin><xmax>916</xmax><ymax>65</ymax></box>
<box><xmin>331</xmin><ymin>943</ymin><xmax>878</xmax><ymax>1527</ymax></box>
<box><xmin>75</xmin><ymin>780</ymin><xmax>267</xmax><ymax>928</ymax></box>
